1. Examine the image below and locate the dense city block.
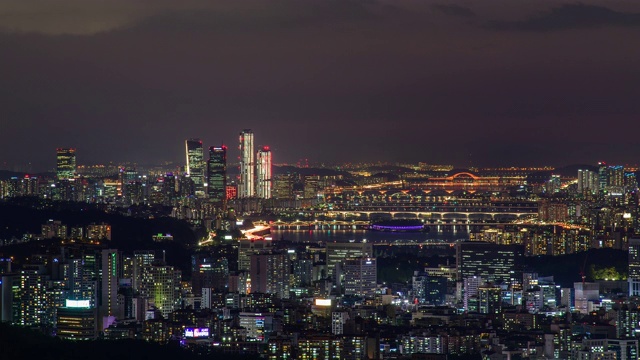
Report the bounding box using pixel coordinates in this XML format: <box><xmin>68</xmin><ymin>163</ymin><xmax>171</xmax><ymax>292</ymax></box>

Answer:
<box><xmin>1</xmin><ymin>138</ymin><xmax>640</xmax><ymax>360</ymax></box>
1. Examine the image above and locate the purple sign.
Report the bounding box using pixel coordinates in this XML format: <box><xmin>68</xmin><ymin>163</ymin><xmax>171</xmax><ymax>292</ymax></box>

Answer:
<box><xmin>185</xmin><ymin>328</ymin><xmax>210</xmax><ymax>338</ymax></box>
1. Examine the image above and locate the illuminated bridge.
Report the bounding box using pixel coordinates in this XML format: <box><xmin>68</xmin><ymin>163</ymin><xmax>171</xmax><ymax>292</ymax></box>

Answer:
<box><xmin>270</xmin><ymin>220</ymin><xmax>531</xmax><ymax>231</ymax></box>
<box><xmin>323</xmin><ymin>201</ymin><xmax>538</xmax><ymax>220</ymax></box>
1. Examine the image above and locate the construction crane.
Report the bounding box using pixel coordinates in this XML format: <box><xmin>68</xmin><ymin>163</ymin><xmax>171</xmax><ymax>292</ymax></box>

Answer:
<box><xmin>579</xmin><ymin>252</ymin><xmax>589</xmax><ymax>285</ymax></box>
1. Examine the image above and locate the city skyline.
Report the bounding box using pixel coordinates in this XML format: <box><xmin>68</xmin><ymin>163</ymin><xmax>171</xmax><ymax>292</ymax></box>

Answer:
<box><xmin>6</xmin><ymin>146</ymin><xmax>640</xmax><ymax>174</ymax></box>
<box><xmin>6</xmin><ymin>137</ymin><xmax>640</xmax><ymax>174</ymax></box>
<box><xmin>3</xmin><ymin>1</ymin><xmax>640</xmax><ymax>170</ymax></box>
<box><xmin>5</xmin><ymin>1</ymin><xmax>640</xmax><ymax>358</ymax></box>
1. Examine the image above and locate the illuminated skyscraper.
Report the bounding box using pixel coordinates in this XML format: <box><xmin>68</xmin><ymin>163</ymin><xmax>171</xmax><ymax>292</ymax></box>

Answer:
<box><xmin>238</xmin><ymin>129</ymin><xmax>255</xmax><ymax>198</ymax></box>
<box><xmin>57</xmin><ymin>300</ymin><xmax>97</xmax><ymax>340</ymax></box>
<box><xmin>56</xmin><ymin>148</ymin><xmax>76</xmax><ymax>180</ymax></box>
<box><xmin>629</xmin><ymin>238</ymin><xmax>640</xmax><ymax>296</ymax></box>
<box><xmin>100</xmin><ymin>249</ymin><xmax>120</xmax><ymax>327</ymax></box>
<box><xmin>238</xmin><ymin>238</ymin><xmax>272</xmax><ymax>272</ymax></box>
<box><xmin>343</xmin><ymin>257</ymin><xmax>377</xmax><ymax>297</ymax></box>
<box><xmin>304</xmin><ymin>175</ymin><xmax>320</xmax><ymax>199</ymax></box>
<box><xmin>65</xmin><ymin>253</ymin><xmax>98</xmax><ymax>309</ymax></box>
<box><xmin>456</xmin><ymin>242</ymin><xmax>522</xmax><ymax>285</ymax></box>
<box><xmin>15</xmin><ymin>266</ymin><xmax>48</xmax><ymax>326</ymax></box>
<box><xmin>140</xmin><ymin>264</ymin><xmax>177</xmax><ymax>318</ymax></box>
<box><xmin>608</xmin><ymin>165</ymin><xmax>625</xmax><ymax>187</ymax></box>
<box><xmin>256</xmin><ymin>146</ymin><xmax>272</xmax><ymax>199</ymax></box>
<box><xmin>326</xmin><ymin>242</ymin><xmax>373</xmax><ymax>278</ymax></box>
<box><xmin>250</xmin><ymin>251</ymin><xmax>289</xmax><ymax>299</ymax></box>
<box><xmin>598</xmin><ymin>162</ymin><xmax>608</xmax><ymax>191</ymax></box>
<box><xmin>478</xmin><ymin>285</ymin><xmax>502</xmax><ymax>314</ymax></box>
<box><xmin>578</xmin><ymin>169</ymin><xmax>598</xmax><ymax>194</ymax></box>
<box><xmin>206</xmin><ymin>145</ymin><xmax>227</xmax><ymax>206</ymax></box>
<box><xmin>185</xmin><ymin>139</ymin><xmax>205</xmax><ymax>197</ymax></box>
<box><xmin>273</xmin><ymin>173</ymin><xmax>295</xmax><ymax>200</ymax></box>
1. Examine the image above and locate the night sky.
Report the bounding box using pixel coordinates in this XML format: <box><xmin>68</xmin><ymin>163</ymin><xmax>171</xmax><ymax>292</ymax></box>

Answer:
<box><xmin>2</xmin><ymin>0</ymin><xmax>640</xmax><ymax>170</ymax></box>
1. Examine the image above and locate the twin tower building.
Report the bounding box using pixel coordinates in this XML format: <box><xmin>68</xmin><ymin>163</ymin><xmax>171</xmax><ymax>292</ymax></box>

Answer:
<box><xmin>185</xmin><ymin>129</ymin><xmax>272</xmax><ymax>204</ymax></box>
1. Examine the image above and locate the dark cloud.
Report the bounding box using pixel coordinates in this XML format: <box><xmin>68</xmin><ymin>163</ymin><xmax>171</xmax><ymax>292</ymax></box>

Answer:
<box><xmin>130</xmin><ymin>0</ymin><xmax>381</xmax><ymax>34</ymax></box>
<box><xmin>1</xmin><ymin>1</ymin><xmax>640</xmax><ymax>170</ymax></box>
<box><xmin>432</xmin><ymin>4</ymin><xmax>475</xmax><ymax>18</ymax></box>
<box><xmin>487</xmin><ymin>4</ymin><xmax>640</xmax><ymax>32</ymax></box>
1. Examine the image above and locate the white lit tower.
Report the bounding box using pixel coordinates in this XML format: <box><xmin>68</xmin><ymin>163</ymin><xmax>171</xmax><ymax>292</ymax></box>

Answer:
<box><xmin>100</xmin><ymin>249</ymin><xmax>120</xmax><ymax>327</ymax></box>
<box><xmin>185</xmin><ymin>139</ymin><xmax>205</xmax><ymax>197</ymax></box>
<box><xmin>256</xmin><ymin>146</ymin><xmax>272</xmax><ymax>199</ymax></box>
<box><xmin>238</xmin><ymin>130</ymin><xmax>255</xmax><ymax>197</ymax></box>
<box><xmin>629</xmin><ymin>238</ymin><xmax>640</xmax><ymax>296</ymax></box>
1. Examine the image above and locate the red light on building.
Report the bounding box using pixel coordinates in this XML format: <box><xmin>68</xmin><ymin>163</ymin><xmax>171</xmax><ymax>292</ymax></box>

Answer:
<box><xmin>226</xmin><ymin>185</ymin><xmax>237</xmax><ymax>200</ymax></box>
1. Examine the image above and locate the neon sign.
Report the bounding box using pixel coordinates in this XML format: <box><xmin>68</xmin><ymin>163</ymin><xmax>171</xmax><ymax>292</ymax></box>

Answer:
<box><xmin>185</xmin><ymin>328</ymin><xmax>210</xmax><ymax>338</ymax></box>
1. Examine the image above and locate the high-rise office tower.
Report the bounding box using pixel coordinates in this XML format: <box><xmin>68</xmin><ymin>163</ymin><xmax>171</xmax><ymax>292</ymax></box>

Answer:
<box><xmin>238</xmin><ymin>129</ymin><xmax>255</xmax><ymax>198</ymax></box>
<box><xmin>207</xmin><ymin>145</ymin><xmax>227</xmax><ymax>206</ymax></box>
<box><xmin>256</xmin><ymin>146</ymin><xmax>272</xmax><ymax>199</ymax></box>
<box><xmin>462</xmin><ymin>276</ymin><xmax>483</xmax><ymax>310</ymax></box>
<box><xmin>626</xmin><ymin>172</ymin><xmax>639</xmax><ymax>191</ymax></box>
<box><xmin>15</xmin><ymin>266</ymin><xmax>49</xmax><ymax>326</ymax></box>
<box><xmin>140</xmin><ymin>264</ymin><xmax>177</xmax><ymax>318</ymax></box>
<box><xmin>343</xmin><ymin>257</ymin><xmax>377</xmax><ymax>297</ymax></box>
<box><xmin>293</xmin><ymin>259</ymin><xmax>313</xmax><ymax>287</ymax></box>
<box><xmin>133</xmin><ymin>250</ymin><xmax>161</xmax><ymax>293</ymax></box>
<box><xmin>412</xmin><ymin>272</ymin><xmax>447</xmax><ymax>305</ymax></box>
<box><xmin>192</xmin><ymin>256</ymin><xmax>229</xmax><ymax>295</ymax></box>
<box><xmin>574</xmin><ymin>282</ymin><xmax>599</xmax><ymax>314</ymax></box>
<box><xmin>326</xmin><ymin>242</ymin><xmax>373</xmax><ymax>278</ymax></box>
<box><xmin>478</xmin><ymin>285</ymin><xmax>502</xmax><ymax>314</ymax></box>
<box><xmin>273</xmin><ymin>173</ymin><xmax>295</xmax><ymax>200</ymax></box>
<box><xmin>100</xmin><ymin>249</ymin><xmax>120</xmax><ymax>325</ymax></box>
<box><xmin>304</xmin><ymin>175</ymin><xmax>321</xmax><ymax>199</ymax></box>
<box><xmin>332</xmin><ymin>312</ymin><xmax>348</xmax><ymax>335</ymax></box>
<box><xmin>65</xmin><ymin>252</ymin><xmax>98</xmax><ymax>308</ymax></box>
<box><xmin>629</xmin><ymin>238</ymin><xmax>640</xmax><ymax>296</ymax></box>
<box><xmin>608</xmin><ymin>165</ymin><xmax>625</xmax><ymax>187</ymax></box>
<box><xmin>250</xmin><ymin>251</ymin><xmax>290</xmax><ymax>299</ymax></box>
<box><xmin>598</xmin><ymin>162</ymin><xmax>608</xmax><ymax>191</ymax></box>
<box><xmin>185</xmin><ymin>139</ymin><xmax>205</xmax><ymax>197</ymax></box>
<box><xmin>616</xmin><ymin>306</ymin><xmax>640</xmax><ymax>338</ymax></box>
<box><xmin>456</xmin><ymin>242</ymin><xmax>522</xmax><ymax>285</ymax></box>
<box><xmin>57</xmin><ymin>301</ymin><xmax>97</xmax><ymax>340</ymax></box>
<box><xmin>56</xmin><ymin>148</ymin><xmax>76</xmax><ymax>180</ymax></box>
<box><xmin>578</xmin><ymin>169</ymin><xmax>594</xmax><ymax>194</ymax></box>
<box><xmin>238</xmin><ymin>239</ymin><xmax>272</xmax><ymax>272</ymax></box>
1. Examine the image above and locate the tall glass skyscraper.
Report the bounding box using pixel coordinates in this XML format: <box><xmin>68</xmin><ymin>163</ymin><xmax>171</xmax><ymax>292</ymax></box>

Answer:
<box><xmin>56</xmin><ymin>148</ymin><xmax>76</xmax><ymax>180</ymax></box>
<box><xmin>100</xmin><ymin>249</ymin><xmax>119</xmax><ymax>327</ymax></box>
<box><xmin>629</xmin><ymin>238</ymin><xmax>640</xmax><ymax>296</ymax></box>
<box><xmin>207</xmin><ymin>145</ymin><xmax>227</xmax><ymax>206</ymax></box>
<box><xmin>185</xmin><ymin>139</ymin><xmax>205</xmax><ymax>197</ymax></box>
<box><xmin>238</xmin><ymin>129</ymin><xmax>255</xmax><ymax>198</ymax></box>
<box><xmin>256</xmin><ymin>146</ymin><xmax>272</xmax><ymax>199</ymax></box>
